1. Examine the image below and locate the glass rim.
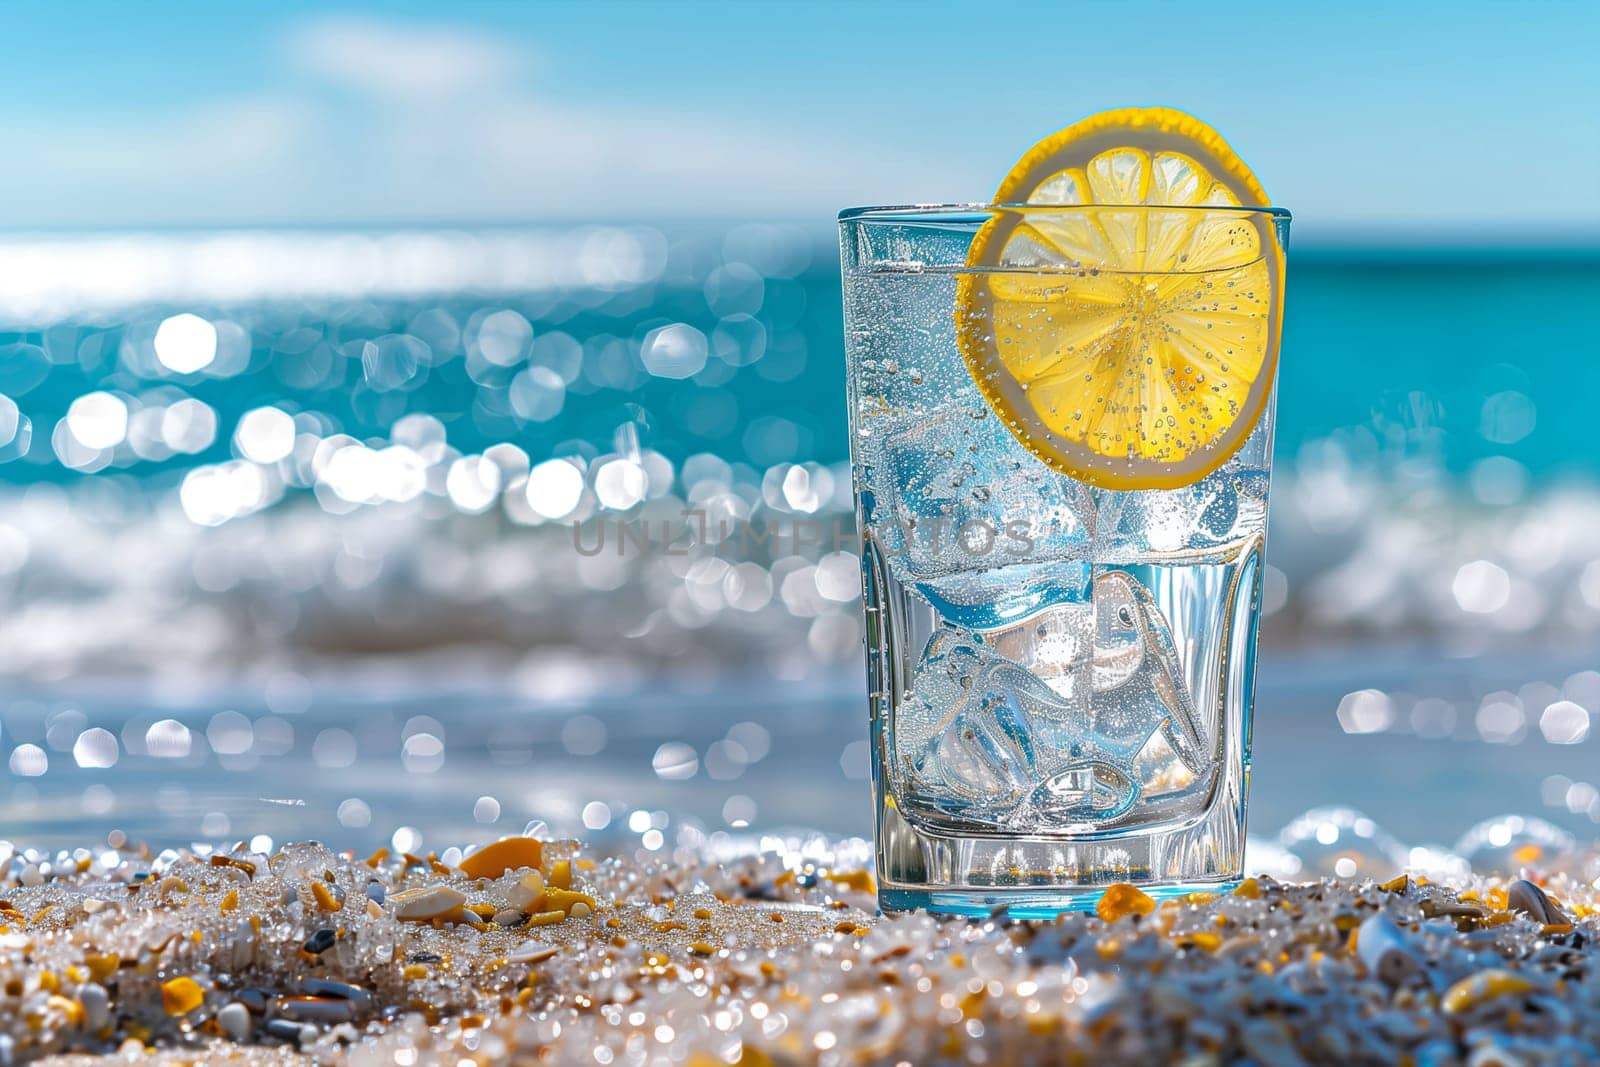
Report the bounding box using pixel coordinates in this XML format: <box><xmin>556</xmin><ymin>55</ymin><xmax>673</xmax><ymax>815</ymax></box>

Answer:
<box><xmin>838</xmin><ymin>202</ymin><xmax>1292</xmax><ymax>224</ymax></box>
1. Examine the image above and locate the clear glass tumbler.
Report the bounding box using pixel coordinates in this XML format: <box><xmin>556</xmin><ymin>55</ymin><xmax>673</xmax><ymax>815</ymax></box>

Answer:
<box><xmin>839</xmin><ymin>204</ymin><xmax>1290</xmax><ymax>915</ymax></box>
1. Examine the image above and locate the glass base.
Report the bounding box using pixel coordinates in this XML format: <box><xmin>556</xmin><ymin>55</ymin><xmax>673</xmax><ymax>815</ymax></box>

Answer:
<box><xmin>879</xmin><ymin>879</ymin><xmax>1241</xmax><ymax>919</ymax></box>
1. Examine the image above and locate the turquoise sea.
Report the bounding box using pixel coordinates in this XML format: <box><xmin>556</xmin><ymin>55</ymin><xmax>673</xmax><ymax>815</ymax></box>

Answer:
<box><xmin>3</xmin><ymin>236</ymin><xmax>1596</xmax><ymax>486</ymax></box>
<box><xmin>0</xmin><ymin>227</ymin><xmax>1597</xmax><ymax>872</ymax></box>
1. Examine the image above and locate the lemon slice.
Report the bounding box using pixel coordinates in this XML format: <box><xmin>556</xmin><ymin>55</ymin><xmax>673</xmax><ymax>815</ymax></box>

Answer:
<box><xmin>956</xmin><ymin>107</ymin><xmax>1285</xmax><ymax>490</ymax></box>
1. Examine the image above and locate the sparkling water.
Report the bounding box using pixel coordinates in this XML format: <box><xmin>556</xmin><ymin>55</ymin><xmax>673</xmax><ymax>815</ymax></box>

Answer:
<box><xmin>841</xmin><ymin>208</ymin><xmax>1282</xmax><ymax>913</ymax></box>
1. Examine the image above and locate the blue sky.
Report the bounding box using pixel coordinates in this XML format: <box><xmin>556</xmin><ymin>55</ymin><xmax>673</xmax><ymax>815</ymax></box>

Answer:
<box><xmin>3</xmin><ymin>1</ymin><xmax>1595</xmax><ymax>238</ymax></box>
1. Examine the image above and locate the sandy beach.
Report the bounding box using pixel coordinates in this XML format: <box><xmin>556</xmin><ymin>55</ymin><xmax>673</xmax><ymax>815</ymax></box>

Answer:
<box><xmin>3</xmin><ymin>831</ymin><xmax>1599</xmax><ymax>1065</ymax></box>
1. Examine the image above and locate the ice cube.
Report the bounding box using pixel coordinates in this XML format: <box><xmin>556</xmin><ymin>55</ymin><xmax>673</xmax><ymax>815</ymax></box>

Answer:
<box><xmin>892</xmin><ymin>570</ymin><xmax>1215</xmax><ymax>832</ymax></box>
<box><xmin>864</xmin><ymin>406</ymin><xmax>1092</xmax><ymax>586</ymax></box>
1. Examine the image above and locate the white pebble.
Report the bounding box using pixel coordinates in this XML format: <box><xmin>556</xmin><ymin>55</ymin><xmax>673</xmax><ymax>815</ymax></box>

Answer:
<box><xmin>20</xmin><ymin>864</ymin><xmax>42</xmax><ymax>887</ymax></box>
<box><xmin>1356</xmin><ymin>911</ymin><xmax>1419</xmax><ymax>988</ymax></box>
<box><xmin>80</xmin><ymin>983</ymin><xmax>109</xmax><ymax>1030</ymax></box>
<box><xmin>389</xmin><ymin>884</ymin><xmax>466</xmax><ymax>920</ymax></box>
<box><xmin>507</xmin><ymin>871</ymin><xmax>545</xmax><ymax>912</ymax></box>
<box><xmin>216</xmin><ymin>1001</ymin><xmax>251</xmax><ymax>1042</ymax></box>
<box><xmin>229</xmin><ymin>919</ymin><xmax>257</xmax><ymax>971</ymax></box>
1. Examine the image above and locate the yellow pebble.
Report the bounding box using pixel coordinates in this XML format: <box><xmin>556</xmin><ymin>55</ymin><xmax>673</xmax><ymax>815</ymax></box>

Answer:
<box><xmin>209</xmin><ymin>855</ymin><xmax>257</xmax><ymax>878</ymax></box>
<box><xmin>161</xmin><ymin>976</ymin><xmax>204</xmax><ymax>1016</ymax></box>
<box><xmin>85</xmin><ymin>954</ymin><xmax>119</xmax><ymax>982</ymax></box>
<box><xmin>1442</xmin><ymin>969</ymin><xmax>1534</xmax><ymax>1014</ymax></box>
<box><xmin>548</xmin><ymin>860</ymin><xmax>573</xmax><ymax>890</ymax></box>
<box><xmin>38</xmin><ymin>971</ymin><xmax>59</xmax><ymax>993</ymax></box>
<box><xmin>402</xmin><ymin>965</ymin><xmax>428</xmax><ymax>980</ymax></box>
<box><xmin>311</xmin><ymin>881</ymin><xmax>342</xmax><ymax>912</ymax></box>
<box><xmin>544</xmin><ymin>888</ymin><xmax>596</xmax><ymax>914</ymax></box>
<box><xmin>459</xmin><ymin>837</ymin><xmax>544</xmax><ymax>880</ymax></box>
<box><xmin>48</xmin><ymin>994</ymin><xmax>84</xmax><ymax>1027</ymax></box>
<box><xmin>1096</xmin><ymin>883</ymin><xmax>1156</xmax><ymax>922</ymax></box>
<box><xmin>1233</xmin><ymin>878</ymin><xmax>1262</xmax><ymax>900</ymax></box>
<box><xmin>525</xmin><ymin>910</ymin><xmax>567</xmax><ymax>928</ymax></box>
<box><xmin>693</xmin><ymin>908</ymin><xmax>713</xmax><ymax>920</ymax></box>
<box><xmin>219</xmin><ymin>890</ymin><xmax>238</xmax><ymax>914</ymax></box>
<box><xmin>1378</xmin><ymin>874</ymin><xmax>1409</xmax><ymax>894</ymax></box>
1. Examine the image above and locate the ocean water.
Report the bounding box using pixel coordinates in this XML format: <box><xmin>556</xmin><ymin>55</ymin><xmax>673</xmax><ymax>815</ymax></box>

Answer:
<box><xmin>0</xmin><ymin>227</ymin><xmax>1597</xmax><ymax>865</ymax></box>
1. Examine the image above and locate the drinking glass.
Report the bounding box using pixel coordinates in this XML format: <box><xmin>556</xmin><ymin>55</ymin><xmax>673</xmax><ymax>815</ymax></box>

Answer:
<box><xmin>839</xmin><ymin>204</ymin><xmax>1290</xmax><ymax>915</ymax></box>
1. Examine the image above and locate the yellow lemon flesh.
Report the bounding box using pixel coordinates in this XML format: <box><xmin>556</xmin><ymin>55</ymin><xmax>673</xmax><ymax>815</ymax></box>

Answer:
<box><xmin>956</xmin><ymin>107</ymin><xmax>1285</xmax><ymax>490</ymax></box>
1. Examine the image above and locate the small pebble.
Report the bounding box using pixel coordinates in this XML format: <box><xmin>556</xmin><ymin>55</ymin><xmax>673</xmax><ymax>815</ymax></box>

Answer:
<box><xmin>507</xmin><ymin>871</ymin><xmax>545</xmax><ymax>912</ymax></box>
<box><xmin>1357</xmin><ymin>910</ymin><xmax>1420</xmax><ymax>987</ymax></box>
<box><xmin>302</xmin><ymin>927</ymin><xmax>337</xmax><ymax>954</ymax></box>
<box><xmin>459</xmin><ymin>836</ymin><xmax>543</xmax><ymax>880</ymax></box>
<box><xmin>79</xmin><ymin>982</ymin><xmax>109</xmax><ymax>1030</ymax></box>
<box><xmin>277</xmin><ymin>995</ymin><xmax>356</xmax><ymax>1023</ymax></box>
<box><xmin>263</xmin><ymin>1018</ymin><xmax>311</xmax><ymax>1044</ymax></box>
<box><xmin>160</xmin><ymin>976</ymin><xmax>204</xmax><ymax>1016</ymax></box>
<box><xmin>1096</xmin><ymin>883</ymin><xmax>1156</xmax><ymax>922</ymax></box>
<box><xmin>216</xmin><ymin>1002</ymin><xmax>252</xmax><ymax>1042</ymax></box>
<box><xmin>303</xmin><ymin>978</ymin><xmax>374</xmax><ymax>1008</ymax></box>
<box><xmin>1507</xmin><ymin>879</ymin><xmax>1569</xmax><ymax>925</ymax></box>
<box><xmin>236</xmin><ymin>988</ymin><xmax>272</xmax><ymax>1014</ymax></box>
<box><xmin>389</xmin><ymin>884</ymin><xmax>466</xmax><ymax>921</ymax></box>
<box><xmin>1442</xmin><ymin>969</ymin><xmax>1536</xmax><ymax>1014</ymax></box>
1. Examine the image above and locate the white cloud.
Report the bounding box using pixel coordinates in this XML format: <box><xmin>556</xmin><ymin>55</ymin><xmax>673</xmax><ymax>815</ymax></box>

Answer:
<box><xmin>286</xmin><ymin>15</ymin><xmax>520</xmax><ymax>100</ymax></box>
<box><xmin>0</xmin><ymin>15</ymin><xmax>969</xmax><ymax>226</ymax></box>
